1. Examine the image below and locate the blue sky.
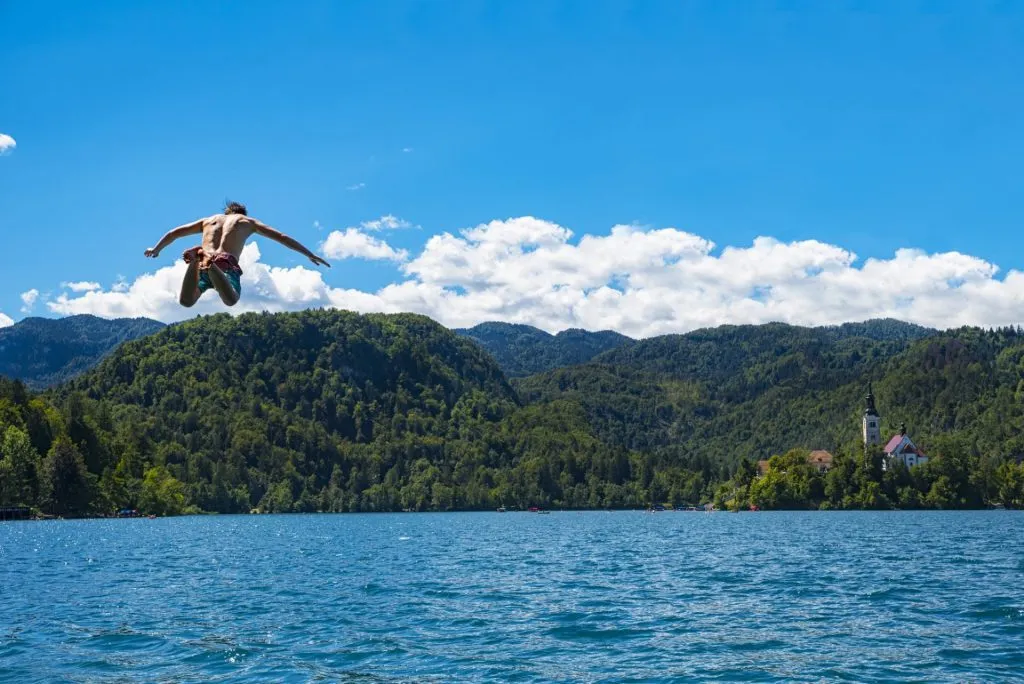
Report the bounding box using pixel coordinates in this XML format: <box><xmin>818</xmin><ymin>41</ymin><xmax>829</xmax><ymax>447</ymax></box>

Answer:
<box><xmin>2</xmin><ymin>2</ymin><xmax>1024</xmax><ymax>335</ymax></box>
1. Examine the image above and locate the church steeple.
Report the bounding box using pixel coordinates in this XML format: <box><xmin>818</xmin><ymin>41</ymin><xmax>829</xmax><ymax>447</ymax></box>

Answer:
<box><xmin>864</xmin><ymin>383</ymin><xmax>879</xmax><ymax>417</ymax></box>
<box><xmin>862</xmin><ymin>384</ymin><xmax>881</xmax><ymax>446</ymax></box>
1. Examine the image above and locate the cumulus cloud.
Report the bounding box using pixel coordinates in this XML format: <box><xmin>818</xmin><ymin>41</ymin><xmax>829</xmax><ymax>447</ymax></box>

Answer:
<box><xmin>20</xmin><ymin>289</ymin><xmax>39</xmax><ymax>313</ymax></box>
<box><xmin>0</xmin><ymin>312</ymin><xmax>13</xmax><ymax>328</ymax></box>
<box><xmin>62</xmin><ymin>281</ymin><xmax>101</xmax><ymax>293</ymax></box>
<box><xmin>0</xmin><ymin>133</ymin><xmax>15</xmax><ymax>155</ymax></box>
<box><xmin>346</xmin><ymin>182</ymin><xmax>366</xmax><ymax>191</ymax></box>
<box><xmin>43</xmin><ymin>216</ymin><xmax>1024</xmax><ymax>336</ymax></box>
<box><xmin>360</xmin><ymin>215</ymin><xmax>415</xmax><ymax>231</ymax></box>
<box><xmin>320</xmin><ymin>228</ymin><xmax>409</xmax><ymax>262</ymax></box>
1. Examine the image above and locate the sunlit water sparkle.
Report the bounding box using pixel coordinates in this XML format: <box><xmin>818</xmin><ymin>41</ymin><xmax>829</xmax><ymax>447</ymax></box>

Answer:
<box><xmin>2</xmin><ymin>511</ymin><xmax>1023</xmax><ymax>682</ymax></box>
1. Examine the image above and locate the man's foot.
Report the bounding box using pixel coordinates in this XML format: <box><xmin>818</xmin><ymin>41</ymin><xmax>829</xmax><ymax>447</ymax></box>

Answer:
<box><xmin>183</xmin><ymin>246</ymin><xmax>204</xmax><ymax>264</ymax></box>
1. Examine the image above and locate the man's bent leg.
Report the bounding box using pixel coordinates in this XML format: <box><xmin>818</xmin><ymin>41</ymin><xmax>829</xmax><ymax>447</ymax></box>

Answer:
<box><xmin>205</xmin><ymin>264</ymin><xmax>240</xmax><ymax>307</ymax></box>
<box><xmin>179</xmin><ymin>260</ymin><xmax>202</xmax><ymax>307</ymax></box>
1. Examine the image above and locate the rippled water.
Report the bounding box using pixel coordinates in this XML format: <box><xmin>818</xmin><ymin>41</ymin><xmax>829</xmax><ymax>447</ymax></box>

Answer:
<box><xmin>2</xmin><ymin>511</ymin><xmax>1023</xmax><ymax>682</ymax></box>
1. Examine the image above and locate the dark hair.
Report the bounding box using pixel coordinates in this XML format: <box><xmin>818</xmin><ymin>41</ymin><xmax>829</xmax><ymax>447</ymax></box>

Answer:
<box><xmin>224</xmin><ymin>201</ymin><xmax>247</xmax><ymax>216</ymax></box>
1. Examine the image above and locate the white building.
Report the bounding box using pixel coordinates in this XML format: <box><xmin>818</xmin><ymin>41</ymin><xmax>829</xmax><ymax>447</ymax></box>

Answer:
<box><xmin>882</xmin><ymin>424</ymin><xmax>929</xmax><ymax>470</ymax></box>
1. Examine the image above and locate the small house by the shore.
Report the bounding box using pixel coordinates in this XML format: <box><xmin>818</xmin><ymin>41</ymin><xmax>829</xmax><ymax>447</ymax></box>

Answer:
<box><xmin>756</xmin><ymin>450</ymin><xmax>834</xmax><ymax>477</ymax></box>
<box><xmin>808</xmin><ymin>450</ymin><xmax>834</xmax><ymax>473</ymax></box>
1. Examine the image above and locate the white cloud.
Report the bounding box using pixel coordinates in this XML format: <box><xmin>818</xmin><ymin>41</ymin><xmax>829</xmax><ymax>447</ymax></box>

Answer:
<box><xmin>0</xmin><ymin>134</ymin><xmax>15</xmax><ymax>156</ymax></box>
<box><xmin>42</xmin><ymin>216</ymin><xmax>1024</xmax><ymax>337</ymax></box>
<box><xmin>346</xmin><ymin>182</ymin><xmax>366</xmax><ymax>191</ymax></box>
<box><xmin>62</xmin><ymin>281</ymin><xmax>101</xmax><ymax>293</ymax></box>
<box><xmin>402</xmin><ymin>147</ymin><xmax>414</xmax><ymax>153</ymax></box>
<box><xmin>320</xmin><ymin>228</ymin><xmax>409</xmax><ymax>262</ymax></box>
<box><xmin>360</xmin><ymin>215</ymin><xmax>415</xmax><ymax>231</ymax></box>
<box><xmin>0</xmin><ymin>312</ymin><xmax>13</xmax><ymax>328</ymax></box>
<box><xmin>19</xmin><ymin>289</ymin><xmax>39</xmax><ymax>313</ymax></box>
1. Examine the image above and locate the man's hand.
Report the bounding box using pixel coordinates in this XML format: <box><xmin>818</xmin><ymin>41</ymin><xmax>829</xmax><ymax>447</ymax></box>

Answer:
<box><xmin>309</xmin><ymin>255</ymin><xmax>331</xmax><ymax>268</ymax></box>
<box><xmin>144</xmin><ymin>248</ymin><xmax>160</xmax><ymax>258</ymax></box>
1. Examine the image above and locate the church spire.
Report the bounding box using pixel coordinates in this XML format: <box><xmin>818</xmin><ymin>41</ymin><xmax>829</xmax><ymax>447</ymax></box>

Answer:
<box><xmin>862</xmin><ymin>384</ymin><xmax>882</xmax><ymax>447</ymax></box>
<box><xmin>865</xmin><ymin>383</ymin><xmax>879</xmax><ymax>417</ymax></box>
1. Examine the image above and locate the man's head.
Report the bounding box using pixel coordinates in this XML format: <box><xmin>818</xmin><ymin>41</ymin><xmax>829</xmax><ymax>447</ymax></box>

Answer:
<box><xmin>224</xmin><ymin>201</ymin><xmax>248</xmax><ymax>216</ymax></box>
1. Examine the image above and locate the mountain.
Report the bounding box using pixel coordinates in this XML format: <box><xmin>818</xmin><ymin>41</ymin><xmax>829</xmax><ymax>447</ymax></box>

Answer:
<box><xmin>59</xmin><ymin>310</ymin><xmax>531</xmax><ymax>513</ymax></box>
<box><xmin>0</xmin><ymin>315</ymin><xmax>165</xmax><ymax>389</ymax></box>
<box><xmin>515</xmin><ymin>319</ymin><xmax>946</xmax><ymax>456</ymax></box>
<box><xmin>586</xmin><ymin>318</ymin><xmax>937</xmax><ymax>402</ymax></box>
<box><xmin>3</xmin><ymin>312</ymin><xmax>1024</xmax><ymax>516</ymax></box>
<box><xmin>513</xmin><ymin>319</ymin><xmax>1024</xmax><ymax>466</ymax></box>
<box><xmin>19</xmin><ymin>310</ymin><xmax>702</xmax><ymax>515</ymax></box>
<box><xmin>455</xmin><ymin>321</ymin><xmax>632</xmax><ymax>376</ymax></box>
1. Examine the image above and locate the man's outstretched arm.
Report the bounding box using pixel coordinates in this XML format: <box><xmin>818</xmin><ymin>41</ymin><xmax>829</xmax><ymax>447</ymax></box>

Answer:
<box><xmin>145</xmin><ymin>219</ymin><xmax>204</xmax><ymax>258</ymax></box>
<box><xmin>253</xmin><ymin>221</ymin><xmax>331</xmax><ymax>268</ymax></box>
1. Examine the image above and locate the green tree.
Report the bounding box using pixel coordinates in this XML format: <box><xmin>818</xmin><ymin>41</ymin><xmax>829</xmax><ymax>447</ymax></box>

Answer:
<box><xmin>40</xmin><ymin>440</ymin><xmax>93</xmax><ymax>516</ymax></box>
<box><xmin>996</xmin><ymin>461</ymin><xmax>1024</xmax><ymax>508</ymax></box>
<box><xmin>925</xmin><ymin>476</ymin><xmax>958</xmax><ymax>509</ymax></box>
<box><xmin>0</xmin><ymin>426</ymin><xmax>41</xmax><ymax>507</ymax></box>
<box><xmin>138</xmin><ymin>465</ymin><xmax>186</xmax><ymax>516</ymax></box>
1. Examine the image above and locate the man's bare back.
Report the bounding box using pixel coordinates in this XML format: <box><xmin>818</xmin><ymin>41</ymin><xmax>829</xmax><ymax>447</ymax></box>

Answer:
<box><xmin>144</xmin><ymin>201</ymin><xmax>329</xmax><ymax>308</ymax></box>
<box><xmin>197</xmin><ymin>212</ymin><xmax>258</xmax><ymax>261</ymax></box>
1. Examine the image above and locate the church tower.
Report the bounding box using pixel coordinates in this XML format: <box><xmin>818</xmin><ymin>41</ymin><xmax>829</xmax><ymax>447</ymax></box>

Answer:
<box><xmin>862</xmin><ymin>384</ymin><xmax>881</xmax><ymax>447</ymax></box>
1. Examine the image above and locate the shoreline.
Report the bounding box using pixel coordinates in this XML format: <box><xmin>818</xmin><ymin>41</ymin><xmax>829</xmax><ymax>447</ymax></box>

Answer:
<box><xmin>3</xmin><ymin>506</ymin><xmax>1015</xmax><ymax>522</ymax></box>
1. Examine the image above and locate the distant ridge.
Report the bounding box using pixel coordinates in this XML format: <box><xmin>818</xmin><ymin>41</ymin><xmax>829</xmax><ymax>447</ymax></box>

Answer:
<box><xmin>820</xmin><ymin>318</ymin><xmax>936</xmax><ymax>342</ymax></box>
<box><xmin>0</xmin><ymin>314</ymin><xmax>165</xmax><ymax>389</ymax></box>
<box><xmin>0</xmin><ymin>313</ymin><xmax>939</xmax><ymax>389</ymax></box>
<box><xmin>454</xmin><ymin>321</ymin><xmax>633</xmax><ymax>377</ymax></box>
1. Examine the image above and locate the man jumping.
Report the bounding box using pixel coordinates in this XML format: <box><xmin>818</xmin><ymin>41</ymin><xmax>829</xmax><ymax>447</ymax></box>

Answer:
<box><xmin>144</xmin><ymin>202</ymin><xmax>330</xmax><ymax>307</ymax></box>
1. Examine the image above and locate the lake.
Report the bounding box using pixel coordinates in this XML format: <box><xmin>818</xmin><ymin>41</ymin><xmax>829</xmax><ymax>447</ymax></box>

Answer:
<box><xmin>1</xmin><ymin>511</ymin><xmax>1023</xmax><ymax>682</ymax></box>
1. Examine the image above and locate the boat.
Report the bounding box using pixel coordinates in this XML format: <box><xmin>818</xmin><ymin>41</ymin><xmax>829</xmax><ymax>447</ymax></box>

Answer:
<box><xmin>497</xmin><ymin>506</ymin><xmax>507</xmax><ymax>513</ymax></box>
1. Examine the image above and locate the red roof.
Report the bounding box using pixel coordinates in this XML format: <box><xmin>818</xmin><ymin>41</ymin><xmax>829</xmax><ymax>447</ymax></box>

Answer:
<box><xmin>883</xmin><ymin>434</ymin><xmax>928</xmax><ymax>459</ymax></box>
<box><xmin>883</xmin><ymin>434</ymin><xmax>905</xmax><ymax>453</ymax></box>
<box><xmin>808</xmin><ymin>450</ymin><xmax>834</xmax><ymax>464</ymax></box>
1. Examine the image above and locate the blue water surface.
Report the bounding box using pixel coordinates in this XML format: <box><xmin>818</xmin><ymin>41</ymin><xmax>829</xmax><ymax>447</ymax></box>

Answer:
<box><xmin>1</xmin><ymin>511</ymin><xmax>1023</xmax><ymax>683</ymax></box>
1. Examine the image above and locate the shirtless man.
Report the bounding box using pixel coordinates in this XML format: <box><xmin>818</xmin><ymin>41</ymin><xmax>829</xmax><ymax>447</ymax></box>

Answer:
<box><xmin>144</xmin><ymin>202</ymin><xmax>330</xmax><ymax>307</ymax></box>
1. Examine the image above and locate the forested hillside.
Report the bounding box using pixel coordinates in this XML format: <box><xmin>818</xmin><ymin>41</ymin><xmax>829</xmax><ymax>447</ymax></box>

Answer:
<box><xmin>0</xmin><ymin>314</ymin><xmax>165</xmax><ymax>389</ymax></box>
<box><xmin>517</xmin><ymin>323</ymin><xmax>1024</xmax><ymax>510</ymax></box>
<box><xmin>0</xmin><ymin>311</ymin><xmax>709</xmax><ymax>515</ymax></box>
<box><xmin>2</xmin><ymin>311</ymin><xmax>1024</xmax><ymax>516</ymax></box>
<box><xmin>455</xmin><ymin>321</ymin><xmax>632</xmax><ymax>377</ymax></box>
<box><xmin>516</xmin><ymin>319</ymin><xmax>938</xmax><ymax>456</ymax></box>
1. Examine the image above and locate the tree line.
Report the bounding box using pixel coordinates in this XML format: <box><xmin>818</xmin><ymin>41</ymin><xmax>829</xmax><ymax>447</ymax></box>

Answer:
<box><xmin>2</xmin><ymin>311</ymin><xmax>1024</xmax><ymax>516</ymax></box>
